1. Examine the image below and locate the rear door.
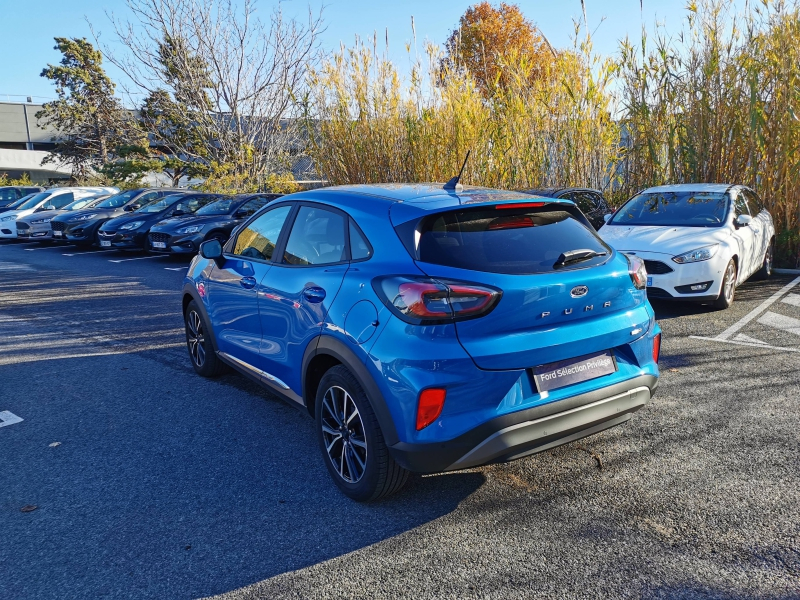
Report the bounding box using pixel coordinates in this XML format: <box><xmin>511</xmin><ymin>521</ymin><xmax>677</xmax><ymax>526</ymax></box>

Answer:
<box><xmin>256</xmin><ymin>203</ymin><xmax>350</xmax><ymax>392</ymax></box>
<box><xmin>742</xmin><ymin>188</ymin><xmax>767</xmax><ymax>271</ymax></box>
<box><xmin>404</xmin><ymin>203</ymin><xmax>651</xmax><ymax>369</ymax></box>
<box><xmin>205</xmin><ymin>203</ymin><xmax>294</xmax><ymax>371</ymax></box>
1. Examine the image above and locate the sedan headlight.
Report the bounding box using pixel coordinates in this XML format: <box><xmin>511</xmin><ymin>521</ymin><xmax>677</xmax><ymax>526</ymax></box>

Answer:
<box><xmin>30</xmin><ymin>218</ymin><xmax>52</xmax><ymax>224</ymax></box>
<box><xmin>1</xmin><ymin>215</ymin><xmax>16</xmax><ymax>222</ymax></box>
<box><xmin>69</xmin><ymin>213</ymin><xmax>99</xmax><ymax>222</ymax></box>
<box><xmin>672</xmin><ymin>244</ymin><xmax>719</xmax><ymax>264</ymax></box>
<box><xmin>119</xmin><ymin>221</ymin><xmax>145</xmax><ymax>230</ymax></box>
<box><xmin>176</xmin><ymin>225</ymin><xmax>204</xmax><ymax>234</ymax></box>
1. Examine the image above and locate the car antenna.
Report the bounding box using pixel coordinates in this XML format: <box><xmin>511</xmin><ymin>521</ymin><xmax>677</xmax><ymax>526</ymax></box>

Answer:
<box><xmin>443</xmin><ymin>150</ymin><xmax>471</xmax><ymax>193</ymax></box>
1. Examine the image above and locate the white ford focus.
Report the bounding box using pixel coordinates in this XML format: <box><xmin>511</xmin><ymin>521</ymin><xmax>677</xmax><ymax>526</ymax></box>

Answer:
<box><xmin>598</xmin><ymin>184</ymin><xmax>774</xmax><ymax>309</ymax></box>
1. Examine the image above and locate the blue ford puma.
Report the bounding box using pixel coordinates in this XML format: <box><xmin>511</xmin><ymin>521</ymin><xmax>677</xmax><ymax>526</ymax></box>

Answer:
<box><xmin>182</xmin><ymin>184</ymin><xmax>661</xmax><ymax>501</ymax></box>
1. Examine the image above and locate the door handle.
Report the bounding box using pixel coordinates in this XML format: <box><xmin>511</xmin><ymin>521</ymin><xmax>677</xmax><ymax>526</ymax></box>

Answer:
<box><xmin>303</xmin><ymin>286</ymin><xmax>326</xmax><ymax>303</ymax></box>
<box><xmin>240</xmin><ymin>276</ymin><xmax>257</xmax><ymax>289</ymax></box>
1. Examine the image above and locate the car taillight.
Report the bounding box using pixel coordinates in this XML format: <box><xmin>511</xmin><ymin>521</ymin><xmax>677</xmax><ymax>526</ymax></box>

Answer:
<box><xmin>417</xmin><ymin>388</ymin><xmax>446</xmax><ymax>430</ymax></box>
<box><xmin>626</xmin><ymin>254</ymin><xmax>647</xmax><ymax>290</ymax></box>
<box><xmin>373</xmin><ymin>276</ymin><xmax>502</xmax><ymax>324</ymax></box>
<box><xmin>653</xmin><ymin>333</ymin><xmax>661</xmax><ymax>364</ymax></box>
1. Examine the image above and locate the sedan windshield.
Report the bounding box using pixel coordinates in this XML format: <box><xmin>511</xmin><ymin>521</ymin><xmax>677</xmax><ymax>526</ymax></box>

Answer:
<box><xmin>95</xmin><ymin>190</ymin><xmax>141</xmax><ymax>209</ymax></box>
<box><xmin>610</xmin><ymin>191</ymin><xmax>728</xmax><ymax>227</ymax></box>
<box><xmin>18</xmin><ymin>192</ymin><xmax>53</xmax><ymax>210</ymax></box>
<box><xmin>135</xmin><ymin>195</ymin><xmax>216</xmax><ymax>214</ymax></box>
<box><xmin>196</xmin><ymin>198</ymin><xmax>235</xmax><ymax>216</ymax></box>
<box><xmin>64</xmin><ymin>197</ymin><xmax>99</xmax><ymax>211</ymax></box>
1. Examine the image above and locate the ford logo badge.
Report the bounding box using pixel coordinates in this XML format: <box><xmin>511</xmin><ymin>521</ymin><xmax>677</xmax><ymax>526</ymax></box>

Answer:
<box><xmin>570</xmin><ymin>285</ymin><xmax>589</xmax><ymax>298</ymax></box>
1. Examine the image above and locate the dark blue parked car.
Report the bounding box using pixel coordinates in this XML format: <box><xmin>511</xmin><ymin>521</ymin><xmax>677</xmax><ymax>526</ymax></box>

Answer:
<box><xmin>182</xmin><ymin>184</ymin><xmax>661</xmax><ymax>501</ymax></box>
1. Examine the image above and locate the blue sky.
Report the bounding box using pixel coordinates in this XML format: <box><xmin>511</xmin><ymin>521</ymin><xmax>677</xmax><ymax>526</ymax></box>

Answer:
<box><xmin>0</xmin><ymin>0</ymin><xmax>713</xmax><ymax>104</ymax></box>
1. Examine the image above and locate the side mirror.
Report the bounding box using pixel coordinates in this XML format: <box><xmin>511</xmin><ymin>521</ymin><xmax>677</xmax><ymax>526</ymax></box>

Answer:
<box><xmin>234</xmin><ymin>209</ymin><xmax>249</xmax><ymax>218</ymax></box>
<box><xmin>124</xmin><ymin>204</ymin><xmax>135</xmax><ymax>211</ymax></box>
<box><xmin>603</xmin><ymin>213</ymin><xmax>613</xmax><ymax>223</ymax></box>
<box><xmin>199</xmin><ymin>238</ymin><xmax>223</xmax><ymax>264</ymax></box>
<box><xmin>735</xmin><ymin>214</ymin><xmax>752</xmax><ymax>228</ymax></box>
<box><xmin>172</xmin><ymin>209</ymin><xmax>185</xmax><ymax>216</ymax></box>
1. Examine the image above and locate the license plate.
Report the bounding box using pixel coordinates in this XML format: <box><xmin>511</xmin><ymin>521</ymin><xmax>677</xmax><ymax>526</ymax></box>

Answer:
<box><xmin>152</xmin><ymin>241</ymin><xmax>166</xmax><ymax>249</ymax></box>
<box><xmin>100</xmin><ymin>240</ymin><xmax>111</xmax><ymax>247</ymax></box>
<box><xmin>53</xmin><ymin>231</ymin><xmax>62</xmax><ymax>237</ymax></box>
<box><xmin>647</xmin><ymin>276</ymin><xmax>653</xmax><ymax>287</ymax></box>
<box><xmin>532</xmin><ymin>350</ymin><xmax>617</xmax><ymax>392</ymax></box>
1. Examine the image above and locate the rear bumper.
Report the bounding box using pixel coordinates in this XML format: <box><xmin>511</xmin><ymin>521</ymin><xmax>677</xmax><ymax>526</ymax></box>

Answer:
<box><xmin>388</xmin><ymin>374</ymin><xmax>656</xmax><ymax>473</ymax></box>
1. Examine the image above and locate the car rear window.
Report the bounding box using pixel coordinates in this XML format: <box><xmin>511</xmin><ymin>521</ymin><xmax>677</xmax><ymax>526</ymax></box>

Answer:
<box><xmin>411</xmin><ymin>206</ymin><xmax>610</xmax><ymax>274</ymax></box>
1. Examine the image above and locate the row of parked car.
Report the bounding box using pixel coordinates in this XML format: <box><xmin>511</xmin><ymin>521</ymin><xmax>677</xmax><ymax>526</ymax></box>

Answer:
<box><xmin>0</xmin><ymin>186</ymin><xmax>282</xmax><ymax>256</ymax></box>
<box><xmin>0</xmin><ymin>182</ymin><xmax>776</xmax><ymax>311</ymax></box>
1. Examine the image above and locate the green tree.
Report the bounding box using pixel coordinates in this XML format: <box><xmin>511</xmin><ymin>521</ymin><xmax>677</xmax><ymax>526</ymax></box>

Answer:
<box><xmin>36</xmin><ymin>37</ymin><xmax>142</xmax><ymax>180</ymax></box>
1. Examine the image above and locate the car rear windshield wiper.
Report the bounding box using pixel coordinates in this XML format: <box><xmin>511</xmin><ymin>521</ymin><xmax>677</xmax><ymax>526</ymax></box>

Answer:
<box><xmin>554</xmin><ymin>249</ymin><xmax>607</xmax><ymax>267</ymax></box>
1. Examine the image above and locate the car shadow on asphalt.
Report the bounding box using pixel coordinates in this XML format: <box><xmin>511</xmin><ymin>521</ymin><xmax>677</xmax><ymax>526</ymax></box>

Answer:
<box><xmin>0</xmin><ymin>346</ymin><xmax>484</xmax><ymax>599</ymax></box>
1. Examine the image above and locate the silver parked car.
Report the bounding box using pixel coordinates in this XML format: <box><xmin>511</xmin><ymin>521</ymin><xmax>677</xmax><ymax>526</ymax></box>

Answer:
<box><xmin>16</xmin><ymin>196</ymin><xmax>109</xmax><ymax>242</ymax></box>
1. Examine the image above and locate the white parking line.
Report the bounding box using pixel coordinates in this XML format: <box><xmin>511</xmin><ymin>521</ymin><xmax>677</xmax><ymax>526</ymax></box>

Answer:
<box><xmin>62</xmin><ymin>250</ymin><xmax>118</xmax><ymax>256</ymax></box>
<box><xmin>757</xmin><ymin>311</ymin><xmax>800</xmax><ymax>336</ymax></box>
<box><xmin>24</xmin><ymin>246</ymin><xmax>65</xmax><ymax>251</ymax></box>
<box><xmin>690</xmin><ymin>336</ymin><xmax>800</xmax><ymax>353</ymax></box>
<box><xmin>713</xmin><ymin>276</ymin><xmax>800</xmax><ymax>340</ymax></box>
<box><xmin>108</xmin><ymin>255</ymin><xmax>168</xmax><ymax>263</ymax></box>
<box><xmin>164</xmin><ymin>267</ymin><xmax>186</xmax><ymax>271</ymax></box>
<box><xmin>0</xmin><ymin>411</ymin><xmax>24</xmax><ymax>428</ymax></box>
<box><xmin>781</xmin><ymin>293</ymin><xmax>800</xmax><ymax>307</ymax></box>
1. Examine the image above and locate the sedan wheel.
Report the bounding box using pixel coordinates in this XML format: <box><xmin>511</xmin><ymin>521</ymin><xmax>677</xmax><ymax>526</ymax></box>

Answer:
<box><xmin>713</xmin><ymin>259</ymin><xmax>737</xmax><ymax>310</ymax></box>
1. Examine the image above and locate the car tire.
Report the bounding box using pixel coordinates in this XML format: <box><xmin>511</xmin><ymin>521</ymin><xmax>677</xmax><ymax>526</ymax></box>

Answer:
<box><xmin>315</xmin><ymin>365</ymin><xmax>409</xmax><ymax>502</ymax></box>
<box><xmin>184</xmin><ymin>300</ymin><xmax>227</xmax><ymax>377</ymax></box>
<box><xmin>754</xmin><ymin>240</ymin><xmax>773</xmax><ymax>280</ymax></box>
<box><xmin>713</xmin><ymin>259</ymin><xmax>737</xmax><ymax>310</ymax></box>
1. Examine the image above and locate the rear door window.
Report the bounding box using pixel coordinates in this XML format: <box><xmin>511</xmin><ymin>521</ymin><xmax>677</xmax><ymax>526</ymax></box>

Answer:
<box><xmin>562</xmin><ymin>191</ymin><xmax>597</xmax><ymax>214</ymax></box>
<box><xmin>414</xmin><ymin>206</ymin><xmax>609</xmax><ymax>274</ymax></box>
<box><xmin>238</xmin><ymin>197</ymin><xmax>269</xmax><ymax>217</ymax></box>
<box><xmin>282</xmin><ymin>206</ymin><xmax>347</xmax><ymax>266</ymax></box>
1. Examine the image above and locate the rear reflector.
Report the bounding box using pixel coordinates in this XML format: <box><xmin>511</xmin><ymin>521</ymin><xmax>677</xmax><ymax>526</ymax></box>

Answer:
<box><xmin>417</xmin><ymin>388</ymin><xmax>447</xmax><ymax>430</ymax></box>
<box><xmin>495</xmin><ymin>202</ymin><xmax>545</xmax><ymax>210</ymax></box>
<box><xmin>653</xmin><ymin>333</ymin><xmax>661</xmax><ymax>364</ymax></box>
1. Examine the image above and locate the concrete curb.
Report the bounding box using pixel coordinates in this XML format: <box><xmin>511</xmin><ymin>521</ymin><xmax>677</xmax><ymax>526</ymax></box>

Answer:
<box><xmin>774</xmin><ymin>268</ymin><xmax>800</xmax><ymax>275</ymax></box>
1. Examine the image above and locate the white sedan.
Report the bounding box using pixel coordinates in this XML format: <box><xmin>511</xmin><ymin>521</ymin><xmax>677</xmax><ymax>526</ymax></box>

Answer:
<box><xmin>598</xmin><ymin>184</ymin><xmax>774</xmax><ymax>309</ymax></box>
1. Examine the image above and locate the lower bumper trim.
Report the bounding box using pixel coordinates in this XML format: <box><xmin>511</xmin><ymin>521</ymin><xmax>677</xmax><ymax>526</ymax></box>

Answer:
<box><xmin>445</xmin><ymin>386</ymin><xmax>651</xmax><ymax>470</ymax></box>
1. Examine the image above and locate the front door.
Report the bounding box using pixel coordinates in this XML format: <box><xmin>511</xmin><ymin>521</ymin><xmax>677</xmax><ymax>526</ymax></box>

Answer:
<box><xmin>204</xmin><ymin>204</ymin><xmax>294</xmax><ymax>371</ymax></box>
<box><xmin>257</xmin><ymin>204</ymin><xmax>350</xmax><ymax>394</ymax></box>
<box><xmin>731</xmin><ymin>191</ymin><xmax>756</xmax><ymax>280</ymax></box>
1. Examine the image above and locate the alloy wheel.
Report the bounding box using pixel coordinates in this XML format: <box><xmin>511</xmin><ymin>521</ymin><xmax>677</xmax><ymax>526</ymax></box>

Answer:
<box><xmin>186</xmin><ymin>310</ymin><xmax>206</xmax><ymax>367</ymax></box>
<box><xmin>724</xmin><ymin>261</ymin><xmax>736</xmax><ymax>303</ymax></box>
<box><xmin>765</xmin><ymin>245</ymin><xmax>773</xmax><ymax>276</ymax></box>
<box><xmin>320</xmin><ymin>385</ymin><xmax>367</xmax><ymax>483</ymax></box>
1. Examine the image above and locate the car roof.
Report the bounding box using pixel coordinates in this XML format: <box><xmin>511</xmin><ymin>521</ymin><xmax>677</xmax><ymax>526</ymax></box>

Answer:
<box><xmin>641</xmin><ymin>183</ymin><xmax>736</xmax><ymax>194</ymax></box>
<box><xmin>317</xmin><ymin>183</ymin><xmax>571</xmax><ymax>210</ymax></box>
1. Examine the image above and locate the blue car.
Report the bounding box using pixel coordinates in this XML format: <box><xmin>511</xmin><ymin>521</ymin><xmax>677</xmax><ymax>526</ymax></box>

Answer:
<box><xmin>182</xmin><ymin>184</ymin><xmax>661</xmax><ymax>501</ymax></box>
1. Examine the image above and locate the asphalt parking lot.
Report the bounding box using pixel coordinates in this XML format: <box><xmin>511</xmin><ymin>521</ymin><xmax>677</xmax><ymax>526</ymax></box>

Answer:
<box><xmin>1</xmin><ymin>240</ymin><xmax>798</xmax><ymax>599</ymax></box>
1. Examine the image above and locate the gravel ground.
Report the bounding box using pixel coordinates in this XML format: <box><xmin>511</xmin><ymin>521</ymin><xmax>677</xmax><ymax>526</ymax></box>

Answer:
<box><xmin>1</xmin><ymin>241</ymin><xmax>798</xmax><ymax>599</ymax></box>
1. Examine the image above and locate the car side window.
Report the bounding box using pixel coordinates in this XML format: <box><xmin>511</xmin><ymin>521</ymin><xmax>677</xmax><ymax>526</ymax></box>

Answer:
<box><xmin>50</xmin><ymin>193</ymin><xmax>75</xmax><ymax>208</ymax></box>
<box><xmin>563</xmin><ymin>191</ymin><xmax>596</xmax><ymax>214</ymax></box>
<box><xmin>283</xmin><ymin>206</ymin><xmax>347</xmax><ymax>266</ymax></box>
<box><xmin>0</xmin><ymin>189</ymin><xmax>16</xmax><ymax>203</ymax></box>
<box><xmin>233</xmin><ymin>204</ymin><xmax>292</xmax><ymax>261</ymax></box>
<box><xmin>349</xmin><ymin>219</ymin><xmax>372</xmax><ymax>260</ymax></box>
<box><xmin>238</xmin><ymin>197</ymin><xmax>268</xmax><ymax>217</ymax></box>
<box><xmin>733</xmin><ymin>191</ymin><xmax>750</xmax><ymax>216</ymax></box>
<box><xmin>744</xmin><ymin>189</ymin><xmax>764</xmax><ymax>214</ymax></box>
<box><xmin>137</xmin><ymin>191</ymin><xmax>160</xmax><ymax>204</ymax></box>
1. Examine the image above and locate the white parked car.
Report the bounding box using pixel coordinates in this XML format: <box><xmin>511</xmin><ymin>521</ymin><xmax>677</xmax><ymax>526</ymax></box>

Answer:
<box><xmin>0</xmin><ymin>187</ymin><xmax>118</xmax><ymax>239</ymax></box>
<box><xmin>598</xmin><ymin>184</ymin><xmax>774</xmax><ymax>309</ymax></box>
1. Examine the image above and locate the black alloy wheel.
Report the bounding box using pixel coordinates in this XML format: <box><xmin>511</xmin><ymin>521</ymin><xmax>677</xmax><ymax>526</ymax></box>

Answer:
<box><xmin>184</xmin><ymin>300</ymin><xmax>227</xmax><ymax>377</ymax></box>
